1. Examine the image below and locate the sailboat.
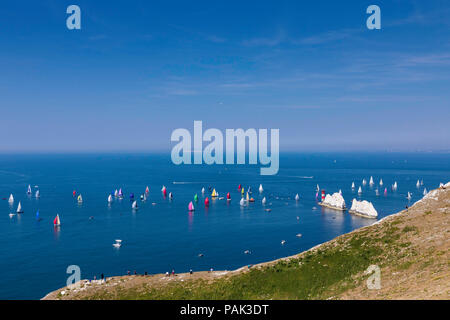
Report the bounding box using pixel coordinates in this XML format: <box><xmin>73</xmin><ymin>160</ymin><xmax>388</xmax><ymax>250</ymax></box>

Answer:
<box><xmin>375</xmin><ymin>188</ymin><xmax>380</xmax><ymax>196</ymax></box>
<box><xmin>35</xmin><ymin>190</ymin><xmax>40</xmax><ymax>198</ymax></box>
<box><xmin>259</xmin><ymin>184</ymin><xmax>264</xmax><ymax>193</ymax></box>
<box><xmin>262</xmin><ymin>197</ymin><xmax>267</xmax><ymax>204</ymax></box>
<box><xmin>226</xmin><ymin>192</ymin><xmax>231</xmax><ymax>201</ymax></box>
<box><xmin>113</xmin><ymin>240</ymin><xmax>122</xmax><ymax>248</ymax></box>
<box><xmin>8</xmin><ymin>194</ymin><xmax>14</xmax><ymax>203</ymax></box>
<box><xmin>420</xmin><ymin>179</ymin><xmax>423</xmax><ymax>186</ymax></box>
<box><xmin>416</xmin><ymin>180</ymin><xmax>420</xmax><ymax>188</ymax></box>
<box><xmin>77</xmin><ymin>194</ymin><xmax>83</xmax><ymax>203</ymax></box>
<box><xmin>169</xmin><ymin>192</ymin><xmax>173</xmax><ymax>199</ymax></box>
<box><xmin>392</xmin><ymin>181</ymin><xmax>398</xmax><ymax>191</ymax></box>
<box><xmin>54</xmin><ymin>214</ymin><xmax>61</xmax><ymax>226</ymax></box>
<box><xmin>162</xmin><ymin>186</ymin><xmax>167</xmax><ymax>197</ymax></box>
<box><xmin>369</xmin><ymin>176</ymin><xmax>374</xmax><ymax>186</ymax></box>
<box><xmin>238</xmin><ymin>184</ymin><xmax>242</xmax><ymax>190</ymax></box>
<box><xmin>27</xmin><ymin>185</ymin><xmax>32</xmax><ymax>195</ymax></box>
<box><xmin>407</xmin><ymin>192</ymin><xmax>412</xmax><ymax>200</ymax></box>
<box><xmin>338</xmin><ymin>189</ymin><xmax>342</xmax><ymax>195</ymax></box>
<box><xmin>108</xmin><ymin>194</ymin><xmax>113</xmax><ymax>203</ymax></box>
<box><xmin>118</xmin><ymin>188</ymin><xmax>123</xmax><ymax>199</ymax></box>
<box><xmin>246</xmin><ymin>192</ymin><xmax>250</xmax><ymax>201</ymax></box>
<box><xmin>241</xmin><ymin>188</ymin><xmax>245</xmax><ymax>196</ymax></box>
<box><xmin>132</xmin><ymin>200</ymin><xmax>138</xmax><ymax>210</ymax></box>
<box><xmin>114</xmin><ymin>189</ymin><xmax>119</xmax><ymax>197</ymax></box>
<box><xmin>36</xmin><ymin>210</ymin><xmax>42</xmax><ymax>221</ymax></box>
<box><xmin>358</xmin><ymin>186</ymin><xmax>362</xmax><ymax>194</ymax></box>
<box><xmin>316</xmin><ymin>184</ymin><xmax>320</xmax><ymax>192</ymax></box>
<box><xmin>362</xmin><ymin>179</ymin><xmax>367</xmax><ymax>186</ymax></box>
<box><xmin>211</xmin><ymin>189</ymin><xmax>218</xmax><ymax>198</ymax></box>
<box><xmin>295</xmin><ymin>194</ymin><xmax>300</xmax><ymax>201</ymax></box>
<box><xmin>379</xmin><ymin>179</ymin><xmax>383</xmax><ymax>186</ymax></box>
<box><xmin>239</xmin><ymin>198</ymin><xmax>245</xmax><ymax>206</ymax></box>
<box><xmin>145</xmin><ymin>186</ymin><xmax>149</xmax><ymax>194</ymax></box>
<box><xmin>351</xmin><ymin>182</ymin><xmax>355</xmax><ymax>189</ymax></box>
<box><xmin>423</xmin><ymin>188</ymin><xmax>428</xmax><ymax>196</ymax></box>
<box><xmin>384</xmin><ymin>187</ymin><xmax>387</xmax><ymax>195</ymax></box>
<box><xmin>201</xmin><ymin>187</ymin><xmax>205</xmax><ymax>194</ymax></box>
<box><xmin>16</xmin><ymin>202</ymin><xmax>23</xmax><ymax>214</ymax></box>
<box><xmin>194</xmin><ymin>194</ymin><xmax>198</xmax><ymax>202</ymax></box>
<box><xmin>204</xmin><ymin>197</ymin><xmax>210</xmax><ymax>206</ymax></box>
<box><xmin>188</xmin><ymin>201</ymin><xmax>195</xmax><ymax>211</ymax></box>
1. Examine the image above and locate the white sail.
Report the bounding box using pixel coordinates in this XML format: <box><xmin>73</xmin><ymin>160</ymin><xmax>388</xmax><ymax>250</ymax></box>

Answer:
<box><xmin>77</xmin><ymin>195</ymin><xmax>83</xmax><ymax>203</ymax></box>
<box><xmin>392</xmin><ymin>181</ymin><xmax>398</xmax><ymax>190</ymax></box>
<box><xmin>407</xmin><ymin>192</ymin><xmax>412</xmax><ymax>200</ymax></box>
<box><xmin>8</xmin><ymin>194</ymin><xmax>14</xmax><ymax>203</ymax></box>
<box><xmin>132</xmin><ymin>200</ymin><xmax>138</xmax><ymax>209</ymax></box>
<box><xmin>379</xmin><ymin>179</ymin><xmax>383</xmax><ymax>186</ymax></box>
<box><xmin>316</xmin><ymin>184</ymin><xmax>320</xmax><ymax>192</ymax></box>
<box><xmin>358</xmin><ymin>186</ymin><xmax>362</xmax><ymax>194</ymax></box>
<box><xmin>369</xmin><ymin>176</ymin><xmax>374</xmax><ymax>185</ymax></box>
<box><xmin>295</xmin><ymin>193</ymin><xmax>300</xmax><ymax>201</ymax></box>
<box><xmin>262</xmin><ymin>197</ymin><xmax>266</xmax><ymax>204</ymax></box>
<box><xmin>420</xmin><ymin>179</ymin><xmax>423</xmax><ymax>186</ymax></box>
<box><xmin>240</xmin><ymin>198</ymin><xmax>245</xmax><ymax>206</ymax></box>
<box><xmin>338</xmin><ymin>189</ymin><xmax>342</xmax><ymax>195</ymax></box>
<box><xmin>259</xmin><ymin>184</ymin><xmax>264</xmax><ymax>193</ymax></box>
<box><xmin>362</xmin><ymin>179</ymin><xmax>367</xmax><ymax>186</ymax></box>
<box><xmin>201</xmin><ymin>187</ymin><xmax>205</xmax><ymax>194</ymax></box>
<box><xmin>114</xmin><ymin>189</ymin><xmax>118</xmax><ymax>197</ymax></box>
<box><xmin>375</xmin><ymin>188</ymin><xmax>380</xmax><ymax>196</ymax></box>
<box><xmin>108</xmin><ymin>194</ymin><xmax>113</xmax><ymax>203</ymax></box>
<box><xmin>416</xmin><ymin>180</ymin><xmax>420</xmax><ymax>188</ymax></box>
<box><xmin>35</xmin><ymin>190</ymin><xmax>40</xmax><ymax>198</ymax></box>
<box><xmin>423</xmin><ymin>188</ymin><xmax>427</xmax><ymax>196</ymax></box>
<box><xmin>27</xmin><ymin>185</ymin><xmax>32</xmax><ymax>194</ymax></box>
<box><xmin>16</xmin><ymin>202</ymin><xmax>22</xmax><ymax>213</ymax></box>
<box><xmin>351</xmin><ymin>182</ymin><xmax>355</xmax><ymax>189</ymax></box>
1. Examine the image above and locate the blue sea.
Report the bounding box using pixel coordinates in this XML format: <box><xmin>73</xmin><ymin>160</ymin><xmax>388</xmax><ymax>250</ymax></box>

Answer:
<box><xmin>0</xmin><ymin>152</ymin><xmax>449</xmax><ymax>299</ymax></box>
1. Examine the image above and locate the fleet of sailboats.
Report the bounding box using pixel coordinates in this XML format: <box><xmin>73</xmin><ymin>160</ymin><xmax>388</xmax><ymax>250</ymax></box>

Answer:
<box><xmin>6</xmin><ymin>178</ymin><xmax>438</xmax><ymax>235</ymax></box>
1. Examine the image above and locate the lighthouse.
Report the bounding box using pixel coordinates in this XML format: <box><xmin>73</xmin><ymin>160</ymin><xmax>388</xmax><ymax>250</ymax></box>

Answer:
<box><xmin>321</xmin><ymin>190</ymin><xmax>326</xmax><ymax>202</ymax></box>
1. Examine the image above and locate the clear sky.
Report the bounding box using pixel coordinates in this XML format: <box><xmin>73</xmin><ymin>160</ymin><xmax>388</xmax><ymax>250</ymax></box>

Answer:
<box><xmin>0</xmin><ymin>0</ymin><xmax>449</xmax><ymax>152</ymax></box>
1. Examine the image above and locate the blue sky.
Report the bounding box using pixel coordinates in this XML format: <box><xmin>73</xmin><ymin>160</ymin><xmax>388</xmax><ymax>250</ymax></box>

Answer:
<box><xmin>0</xmin><ymin>0</ymin><xmax>449</xmax><ymax>152</ymax></box>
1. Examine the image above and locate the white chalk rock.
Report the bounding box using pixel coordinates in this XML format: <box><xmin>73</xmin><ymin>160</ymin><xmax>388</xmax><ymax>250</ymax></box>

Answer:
<box><xmin>322</xmin><ymin>192</ymin><xmax>346</xmax><ymax>209</ymax></box>
<box><xmin>350</xmin><ymin>199</ymin><xmax>378</xmax><ymax>217</ymax></box>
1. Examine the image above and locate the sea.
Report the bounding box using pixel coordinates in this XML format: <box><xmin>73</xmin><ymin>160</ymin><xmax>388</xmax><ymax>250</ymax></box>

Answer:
<box><xmin>0</xmin><ymin>152</ymin><xmax>449</xmax><ymax>299</ymax></box>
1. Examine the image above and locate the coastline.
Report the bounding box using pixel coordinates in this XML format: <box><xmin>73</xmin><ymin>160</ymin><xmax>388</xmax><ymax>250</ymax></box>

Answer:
<box><xmin>43</xmin><ymin>183</ymin><xmax>449</xmax><ymax>300</ymax></box>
